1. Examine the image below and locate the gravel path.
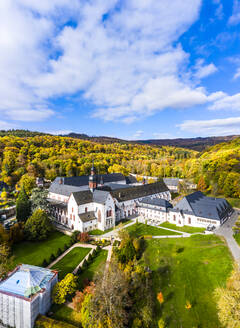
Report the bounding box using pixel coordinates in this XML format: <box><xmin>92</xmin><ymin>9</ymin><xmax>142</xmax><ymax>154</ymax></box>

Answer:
<box><xmin>215</xmin><ymin>210</ymin><xmax>240</xmax><ymax>264</ymax></box>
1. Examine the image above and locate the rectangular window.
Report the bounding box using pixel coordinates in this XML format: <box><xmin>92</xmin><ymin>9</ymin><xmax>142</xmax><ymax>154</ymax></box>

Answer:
<box><xmin>73</xmin><ymin>215</ymin><xmax>75</xmax><ymax>221</ymax></box>
<box><xmin>85</xmin><ymin>207</ymin><xmax>88</xmax><ymax>213</ymax></box>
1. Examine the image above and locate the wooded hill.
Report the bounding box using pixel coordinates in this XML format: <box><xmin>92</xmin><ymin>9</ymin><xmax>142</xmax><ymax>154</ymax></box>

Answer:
<box><xmin>0</xmin><ymin>133</ymin><xmax>239</xmax><ymax>199</ymax></box>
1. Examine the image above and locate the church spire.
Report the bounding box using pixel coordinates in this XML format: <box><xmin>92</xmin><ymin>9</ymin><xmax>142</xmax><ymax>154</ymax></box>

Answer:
<box><xmin>89</xmin><ymin>160</ymin><xmax>97</xmax><ymax>192</ymax></box>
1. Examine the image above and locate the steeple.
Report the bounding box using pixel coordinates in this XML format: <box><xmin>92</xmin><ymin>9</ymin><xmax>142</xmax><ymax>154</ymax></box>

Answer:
<box><xmin>89</xmin><ymin>160</ymin><xmax>97</xmax><ymax>192</ymax></box>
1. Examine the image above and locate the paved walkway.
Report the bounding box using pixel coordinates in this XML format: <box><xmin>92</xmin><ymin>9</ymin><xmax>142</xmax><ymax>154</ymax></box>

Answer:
<box><xmin>101</xmin><ymin>218</ymin><xmax>137</xmax><ymax>238</ymax></box>
<box><xmin>215</xmin><ymin>210</ymin><xmax>240</xmax><ymax>264</ymax></box>
<box><xmin>47</xmin><ymin>243</ymin><xmax>96</xmax><ymax>269</ymax></box>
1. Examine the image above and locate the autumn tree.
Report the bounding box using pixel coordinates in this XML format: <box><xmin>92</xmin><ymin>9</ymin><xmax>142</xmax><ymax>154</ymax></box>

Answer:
<box><xmin>81</xmin><ymin>262</ymin><xmax>131</xmax><ymax>328</ymax></box>
<box><xmin>215</xmin><ymin>265</ymin><xmax>240</xmax><ymax>328</ymax></box>
<box><xmin>52</xmin><ymin>273</ymin><xmax>78</xmax><ymax>304</ymax></box>
<box><xmin>0</xmin><ymin>243</ymin><xmax>13</xmax><ymax>279</ymax></box>
<box><xmin>197</xmin><ymin>176</ymin><xmax>207</xmax><ymax>192</ymax></box>
<box><xmin>18</xmin><ymin>174</ymin><xmax>36</xmax><ymax>195</ymax></box>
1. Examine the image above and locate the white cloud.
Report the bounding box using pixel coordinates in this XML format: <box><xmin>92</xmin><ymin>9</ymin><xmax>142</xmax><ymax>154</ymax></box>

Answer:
<box><xmin>0</xmin><ymin>120</ymin><xmax>17</xmax><ymax>130</ymax></box>
<box><xmin>234</xmin><ymin>67</ymin><xmax>240</xmax><ymax>79</ymax></box>
<box><xmin>229</xmin><ymin>0</ymin><xmax>240</xmax><ymax>25</ymax></box>
<box><xmin>153</xmin><ymin>132</ymin><xmax>176</xmax><ymax>139</ymax></box>
<box><xmin>209</xmin><ymin>93</ymin><xmax>240</xmax><ymax>111</ymax></box>
<box><xmin>178</xmin><ymin>116</ymin><xmax>240</xmax><ymax>136</ymax></box>
<box><xmin>132</xmin><ymin>130</ymin><xmax>144</xmax><ymax>139</ymax></box>
<box><xmin>194</xmin><ymin>59</ymin><xmax>218</xmax><ymax>79</ymax></box>
<box><xmin>1</xmin><ymin>0</ymin><xmax>238</xmax><ymax>126</ymax></box>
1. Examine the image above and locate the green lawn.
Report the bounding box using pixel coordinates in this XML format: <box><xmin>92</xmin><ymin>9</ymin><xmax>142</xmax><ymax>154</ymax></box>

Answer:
<box><xmin>90</xmin><ymin>219</ymin><xmax>132</xmax><ymax>235</ymax></box>
<box><xmin>126</xmin><ymin>223</ymin><xmax>181</xmax><ymax>237</ymax></box>
<box><xmin>51</xmin><ymin>304</ymin><xmax>81</xmax><ymax>327</ymax></box>
<box><xmin>78</xmin><ymin>250</ymin><xmax>108</xmax><ymax>288</ymax></box>
<box><xmin>13</xmin><ymin>231</ymin><xmax>71</xmax><ymax>267</ymax></box>
<box><xmin>160</xmin><ymin>222</ymin><xmax>206</xmax><ymax>233</ymax></box>
<box><xmin>142</xmin><ymin>234</ymin><xmax>233</xmax><ymax>328</ymax></box>
<box><xmin>51</xmin><ymin>247</ymin><xmax>91</xmax><ymax>280</ymax></box>
<box><xmin>233</xmin><ymin>233</ymin><xmax>240</xmax><ymax>246</ymax></box>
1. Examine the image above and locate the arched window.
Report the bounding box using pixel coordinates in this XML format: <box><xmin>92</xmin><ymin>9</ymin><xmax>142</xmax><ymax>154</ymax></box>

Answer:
<box><xmin>98</xmin><ymin>210</ymin><xmax>101</xmax><ymax>223</ymax></box>
<box><xmin>188</xmin><ymin>217</ymin><xmax>191</xmax><ymax>224</ymax></box>
<box><xmin>173</xmin><ymin>215</ymin><xmax>176</xmax><ymax>221</ymax></box>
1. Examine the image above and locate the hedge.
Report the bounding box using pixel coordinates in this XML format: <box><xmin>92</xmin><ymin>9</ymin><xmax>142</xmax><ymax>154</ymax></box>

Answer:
<box><xmin>35</xmin><ymin>315</ymin><xmax>77</xmax><ymax>328</ymax></box>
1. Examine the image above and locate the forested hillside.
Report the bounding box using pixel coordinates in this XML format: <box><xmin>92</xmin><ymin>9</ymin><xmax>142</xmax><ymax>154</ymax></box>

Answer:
<box><xmin>0</xmin><ymin>135</ymin><xmax>239</xmax><ymax>199</ymax></box>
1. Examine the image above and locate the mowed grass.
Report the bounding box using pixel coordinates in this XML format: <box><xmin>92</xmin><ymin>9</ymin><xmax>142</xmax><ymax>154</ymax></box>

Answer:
<box><xmin>78</xmin><ymin>250</ymin><xmax>108</xmax><ymax>288</ymax></box>
<box><xmin>160</xmin><ymin>221</ymin><xmax>206</xmax><ymax>233</ymax></box>
<box><xmin>90</xmin><ymin>219</ymin><xmax>132</xmax><ymax>235</ymax></box>
<box><xmin>126</xmin><ymin>223</ymin><xmax>181</xmax><ymax>238</ymax></box>
<box><xmin>51</xmin><ymin>304</ymin><xmax>81</xmax><ymax>327</ymax></box>
<box><xmin>142</xmin><ymin>235</ymin><xmax>233</xmax><ymax>328</ymax></box>
<box><xmin>233</xmin><ymin>233</ymin><xmax>240</xmax><ymax>246</ymax></box>
<box><xmin>51</xmin><ymin>247</ymin><xmax>91</xmax><ymax>280</ymax></box>
<box><xmin>13</xmin><ymin>231</ymin><xmax>71</xmax><ymax>267</ymax></box>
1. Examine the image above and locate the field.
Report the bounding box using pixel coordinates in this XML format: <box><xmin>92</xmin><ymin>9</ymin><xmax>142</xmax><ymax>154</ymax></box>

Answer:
<box><xmin>142</xmin><ymin>235</ymin><xmax>233</xmax><ymax>328</ymax></box>
<box><xmin>51</xmin><ymin>305</ymin><xmax>81</xmax><ymax>327</ymax></box>
<box><xmin>51</xmin><ymin>247</ymin><xmax>91</xmax><ymax>279</ymax></box>
<box><xmin>126</xmin><ymin>223</ymin><xmax>181</xmax><ymax>237</ymax></box>
<box><xmin>78</xmin><ymin>250</ymin><xmax>108</xmax><ymax>288</ymax></box>
<box><xmin>160</xmin><ymin>222</ymin><xmax>206</xmax><ymax>233</ymax></box>
<box><xmin>13</xmin><ymin>231</ymin><xmax>71</xmax><ymax>267</ymax></box>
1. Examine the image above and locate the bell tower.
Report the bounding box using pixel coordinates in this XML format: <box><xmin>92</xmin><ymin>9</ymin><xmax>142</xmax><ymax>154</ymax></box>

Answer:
<box><xmin>89</xmin><ymin>161</ymin><xmax>97</xmax><ymax>192</ymax></box>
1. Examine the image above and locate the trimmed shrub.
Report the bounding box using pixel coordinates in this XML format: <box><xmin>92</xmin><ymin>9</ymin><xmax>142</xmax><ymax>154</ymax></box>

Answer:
<box><xmin>42</xmin><ymin>259</ymin><xmax>48</xmax><ymax>267</ymax></box>
<box><xmin>57</xmin><ymin>248</ymin><xmax>62</xmax><ymax>257</ymax></box>
<box><xmin>50</xmin><ymin>253</ymin><xmax>55</xmax><ymax>263</ymax></box>
<box><xmin>96</xmin><ymin>245</ymin><xmax>101</xmax><ymax>252</ymax></box>
<box><xmin>92</xmin><ymin>249</ymin><xmax>97</xmax><ymax>257</ymax></box>
<box><xmin>77</xmin><ymin>266</ymin><xmax>82</xmax><ymax>275</ymax></box>
<box><xmin>64</xmin><ymin>244</ymin><xmax>68</xmax><ymax>251</ymax></box>
<box><xmin>88</xmin><ymin>253</ymin><xmax>93</xmax><ymax>262</ymax></box>
<box><xmin>82</xmin><ymin>259</ymin><xmax>88</xmax><ymax>269</ymax></box>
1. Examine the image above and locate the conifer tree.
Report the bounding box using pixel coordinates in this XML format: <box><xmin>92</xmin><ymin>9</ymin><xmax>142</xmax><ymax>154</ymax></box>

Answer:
<box><xmin>16</xmin><ymin>187</ymin><xmax>31</xmax><ymax>222</ymax></box>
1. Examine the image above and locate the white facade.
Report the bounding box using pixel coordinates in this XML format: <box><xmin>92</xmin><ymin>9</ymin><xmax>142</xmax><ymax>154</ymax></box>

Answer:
<box><xmin>0</xmin><ymin>265</ymin><xmax>58</xmax><ymax>328</ymax></box>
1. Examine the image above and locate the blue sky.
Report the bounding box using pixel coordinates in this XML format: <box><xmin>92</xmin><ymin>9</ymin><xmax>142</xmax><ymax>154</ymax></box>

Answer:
<box><xmin>0</xmin><ymin>0</ymin><xmax>240</xmax><ymax>139</ymax></box>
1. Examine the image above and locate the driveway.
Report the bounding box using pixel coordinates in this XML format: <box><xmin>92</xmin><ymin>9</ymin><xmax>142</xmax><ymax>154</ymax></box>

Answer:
<box><xmin>215</xmin><ymin>210</ymin><xmax>240</xmax><ymax>263</ymax></box>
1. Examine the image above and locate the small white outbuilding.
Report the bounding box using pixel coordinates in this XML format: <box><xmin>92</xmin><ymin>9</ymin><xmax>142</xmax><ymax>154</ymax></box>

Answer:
<box><xmin>0</xmin><ymin>264</ymin><xmax>58</xmax><ymax>328</ymax></box>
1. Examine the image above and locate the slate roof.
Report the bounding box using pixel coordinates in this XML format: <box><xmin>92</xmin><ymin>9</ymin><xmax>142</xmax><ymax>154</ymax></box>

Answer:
<box><xmin>72</xmin><ymin>190</ymin><xmax>93</xmax><ymax>205</ymax></box>
<box><xmin>125</xmin><ymin>175</ymin><xmax>138</xmax><ymax>184</ymax></box>
<box><xmin>173</xmin><ymin>191</ymin><xmax>232</xmax><ymax>221</ymax></box>
<box><xmin>79</xmin><ymin>211</ymin><xmax>96</xmax><ymax>223</ymax></box>
<box><xmin>163</xmin><ymin>178</ymin><xmax>179</xmax><ymax>187</ymax></box>
<box><xmin>139</xmin><ymin>197</ymin><xmax>172</xmax><ymax>209</ymax></box>
<box><xmin>53</xmin><ymin>173</ymin><xmax>125</xmax><ymax>187</ymax></box>
<box><xmin>111</xmin><ymin>181</ymin><xmax>169</xmax><ymax>202</ymax></box>
<box><xmin>93</xmin><ymin>190</ymin><xmax>110</xmax><ymax>204</ymax></box>
<box><xmin>47</xmin><ymin>199</ymin><xmax>67</xmax><ymax>209</ymax></box>
<box><xmin>49</xmin><ymin>183</ymin><xmax>88</xmax><ymax>197</ymax></box>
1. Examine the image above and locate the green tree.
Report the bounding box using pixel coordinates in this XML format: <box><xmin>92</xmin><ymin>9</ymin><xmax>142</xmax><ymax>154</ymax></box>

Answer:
<box><xmin>16</xmin><ymin>187</ymin><xmax>31</xmax><ymax>222</ymax></box>
<box><xmin>24</xmin><ymin>209</ymin><xmax>52</xmax><ymax>241</ymax></box>
<box><xmin>31</xmin><ymin>188</ymin><xmax>49</xmax><ymax>212</ymax></box>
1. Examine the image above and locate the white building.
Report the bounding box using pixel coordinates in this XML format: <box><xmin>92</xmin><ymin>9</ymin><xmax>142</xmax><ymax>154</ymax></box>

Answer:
<box><xmin>138</xmin><ymin>191</ymin><xmax>233</xmax><ymax>229</ymax></box>
<box><xmin>0</xmin><ymin>264</ymin><xmax>58</xmax><ymax>328</ymax></box>
<box><xmin>48</xmin><ymin>164</ymin><xmax>171</xmax><ymax>232</ymax></box>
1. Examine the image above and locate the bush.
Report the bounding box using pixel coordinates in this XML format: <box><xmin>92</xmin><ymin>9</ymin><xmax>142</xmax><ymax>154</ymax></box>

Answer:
<box><xmin>92</xmin><ymin>249</ymin><xmax>97</xmax><ymax>257</ymax></box>
<box><xmin>71</xmin><ymin>230</ymin><xmax>80</xmax><ymax>244</ymax></box>
<box><xmin>50</xmin><ymin>253</ymin><xmax>55</xmax><ymax>263</ymax></box>
<box><xmin>82</xmin><ymin>259</ymin><xmax>88</xmax><ymax>269</ymax></box>
<box><xmin>143</xmin><ymin>235</ymin><xmax>152</xmax><ymax>239</ymax></box>
<box><xmin>78</xmin><ymin>232</ymin><xmax>90</xmax><ymax>243</ymax></box>
<box><xmin>64</xmin><ymin>244</ymin><xmax>68</xmax><ymax>251</ymax></box>
<box><xmin>57</xmin><ymin>248</ymin><xmax>62</xmax><ymax>257</ymax></box>
<box><xmin>88</xmin><ymin>253</ymin><xmax>93</xmax><ymax>262</ymax></box>
<box><xmin>77</xmin><ymin>266</ymin><xmax>82</xmax><ymax>275</ymax></box>
<box><xmin>35</xmin><ymin>315</ymin><xmax>76</xmax><ymax>328</ymax></box>
<box><xmin>96</xmin><ymin>245</ymin><xmax>101</xmax><ymax>252</ymax></box>
<box><xmin>42</xmin><ymin>259</ymin><xmax>48</xmax><ymax>267</ymax></box>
